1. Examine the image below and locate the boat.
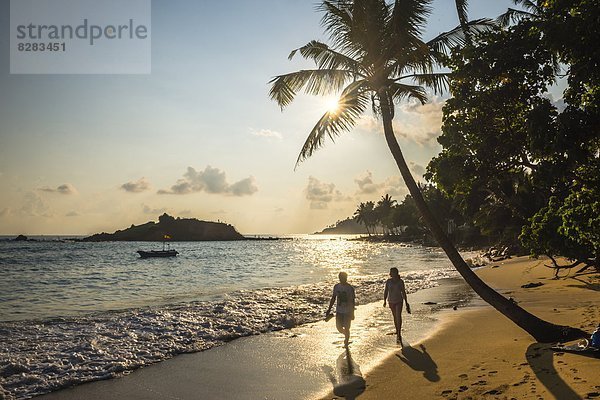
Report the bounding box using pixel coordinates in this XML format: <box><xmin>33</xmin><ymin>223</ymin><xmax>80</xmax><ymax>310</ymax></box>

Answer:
<box><xmin>137</xmin><ymin>234</ymin><xmax>178</xmax><ymax>258</ymax></box>
<box><xmin>137</xmin><ymin>249</ymin><xmax>178</xmax><ymax>258</ymax></box>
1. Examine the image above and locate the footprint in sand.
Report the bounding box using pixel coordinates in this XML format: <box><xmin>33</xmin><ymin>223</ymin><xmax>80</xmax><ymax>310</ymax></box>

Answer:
<box><xmin>484</xmin><ymin>389</ymin><xmax>502</xmax><ymax>395</ymax></box>
<box><xmin>587</xmin><ymin>392</ymin><xmax>600</xmax><ymax>399</ymax></box>
<box><xmin>458</xmin><ymin>374</ymin><xmax>468</xmax><ymax>379</ymax></box>
<box><xmin>458</xmin><ymin>385</ymin><xmax>469</xmax><ymax>392</ymax></box>
<box><xmin>441</xmin><ymin>389</ymin><xmax>453</xmax><ymax>396</ymax></box>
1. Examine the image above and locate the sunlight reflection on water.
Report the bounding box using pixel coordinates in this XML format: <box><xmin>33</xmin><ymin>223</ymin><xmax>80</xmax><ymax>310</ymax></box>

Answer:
<box><xmin>0</xmin><ymin>236</ymin><xmax>472</xmax><ymax>321</ymax></box>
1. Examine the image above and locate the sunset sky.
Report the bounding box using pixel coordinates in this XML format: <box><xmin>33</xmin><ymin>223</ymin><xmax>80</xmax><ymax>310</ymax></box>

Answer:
<box><xmin>0</xmin><ymin>0</ymin><xmax>533</xmax><ymax>235</ymax></box>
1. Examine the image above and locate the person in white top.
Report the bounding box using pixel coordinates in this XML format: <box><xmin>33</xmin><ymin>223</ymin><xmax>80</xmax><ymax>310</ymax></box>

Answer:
<box><xmin>326</xmin><ymin>271</ymin><xmax>356</xmax><ymax>347</ymax></box>
<box><xmin>383</xmin><ymin>267</ymin><xmax>410</xmax><ymax>346</ymax></box>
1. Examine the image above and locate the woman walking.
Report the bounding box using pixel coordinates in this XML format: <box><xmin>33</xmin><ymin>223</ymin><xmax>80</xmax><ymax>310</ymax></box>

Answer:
<box><xmin>383</xmin><ymin>267</ymin><xmax>410</xmax><ymax>346</ymax></box>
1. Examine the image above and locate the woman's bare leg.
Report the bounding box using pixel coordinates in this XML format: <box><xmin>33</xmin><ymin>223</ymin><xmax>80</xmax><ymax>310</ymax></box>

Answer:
<box><xmin>392</xmin><ymin>303</ymin><xmax>403</xmax><ymax>344</ymax></box>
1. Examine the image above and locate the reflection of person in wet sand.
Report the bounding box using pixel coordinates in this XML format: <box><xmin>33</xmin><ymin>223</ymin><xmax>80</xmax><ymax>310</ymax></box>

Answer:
<box><xmin>323</xmin><ymin>347</ymin><xmax>366</xmax><ymax>400</ymax></box>
<box><xmin>383</xmin><ymin>267</ymin><xmax>410</xmax><ymax>346</ymax></box>
<box><xmin>326</xmin><ymin>272</ymin><xmax>356</xmax><ymax>347</ymax></box>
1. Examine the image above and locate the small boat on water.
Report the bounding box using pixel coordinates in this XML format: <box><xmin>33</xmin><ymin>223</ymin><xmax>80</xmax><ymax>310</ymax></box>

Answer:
<box><xmin>137</xmin><ymin>234</ymin><xmax>178</xmax><ymax>258</ymax></box>
<box><xmin>137</xmin><ymin>249</ymin><xmax>178</xmax><ymax>258</ymax></box>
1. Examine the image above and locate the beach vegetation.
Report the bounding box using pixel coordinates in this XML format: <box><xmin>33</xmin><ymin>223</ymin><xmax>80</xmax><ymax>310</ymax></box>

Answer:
<box><xmin>428</xmin><ymin>0</ymin><xmax>599</xmax><ymax>274</ymax></box>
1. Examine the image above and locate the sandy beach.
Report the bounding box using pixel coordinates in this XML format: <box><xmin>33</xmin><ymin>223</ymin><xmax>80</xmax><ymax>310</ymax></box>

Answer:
<box><xmin>35</xmin><ymin>276</ymin><xmax>473</xmax><ymax>400</ymax></box>
<box><xmin>343</xmin><ymin>257</ymin><xmax>600</xmax><ymax>400</ymax></box>
<box><xmin>33</xmin><ymin>256</ymin><xmax>599</xmax><ymax>400</ymax></box>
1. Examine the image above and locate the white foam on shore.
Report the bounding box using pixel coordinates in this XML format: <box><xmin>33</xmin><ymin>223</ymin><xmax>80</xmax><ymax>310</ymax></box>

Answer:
<box><xmin>0</xmin><ymin>267</ymin><xmax>458</xmax><ymax>400</ymax></box>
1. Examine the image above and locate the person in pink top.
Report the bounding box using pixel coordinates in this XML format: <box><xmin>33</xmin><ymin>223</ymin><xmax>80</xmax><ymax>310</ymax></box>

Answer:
<box><xmin>326</xmin><ymin>271</ymin><xmax>356</xmax><ymax>347</ymax></box>
<box><xmin>383</xmin><ymin>267</ymin><xmax>410</xmax><ymax>346</ymax></box>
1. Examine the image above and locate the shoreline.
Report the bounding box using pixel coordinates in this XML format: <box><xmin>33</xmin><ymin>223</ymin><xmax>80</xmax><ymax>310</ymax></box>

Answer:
<box><xmin>339</xmin><ymin>256</ymin><xmax>600</xmax><ymax>400</ymax></box>
<box><xmin>34</xmin><ymin>276</ymin><xmax>473</xmax><ymax>400</ymax></box>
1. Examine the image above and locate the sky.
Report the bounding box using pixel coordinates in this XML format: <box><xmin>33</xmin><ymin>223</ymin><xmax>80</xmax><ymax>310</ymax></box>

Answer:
<box><xmin>0</xmin><ymin>0</ymin><xmax>521</xmax><ymax>235</ymax></box>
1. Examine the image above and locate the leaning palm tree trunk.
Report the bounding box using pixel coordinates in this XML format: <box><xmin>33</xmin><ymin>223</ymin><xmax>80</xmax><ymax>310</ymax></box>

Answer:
<box><xmin>379</xmin><ymin>94</ymin><xmax>587</xmax><ymax>343</ymax></box>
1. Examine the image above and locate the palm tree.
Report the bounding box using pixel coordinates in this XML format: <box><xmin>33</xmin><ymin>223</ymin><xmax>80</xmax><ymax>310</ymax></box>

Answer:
<box><xmin>269</xmin><ymin>0</ymin><xmax>587</xmax><ymax>342</ymax></box>
<box><xmin>354</xmin><ymin>201</ymin><xmax>374</xmax><ymax>235</ymax></box>
<box><xmin>375</xmin><ymin>194</ymin><xmax>396</xmax><ymax>235</ymax></box>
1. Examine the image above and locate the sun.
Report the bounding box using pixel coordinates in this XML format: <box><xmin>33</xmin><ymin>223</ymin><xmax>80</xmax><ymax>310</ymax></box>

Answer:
<box><xmin>324</xmin><ymin>96</ymin><xmax>340</xmax><ymax>114</ymax></box>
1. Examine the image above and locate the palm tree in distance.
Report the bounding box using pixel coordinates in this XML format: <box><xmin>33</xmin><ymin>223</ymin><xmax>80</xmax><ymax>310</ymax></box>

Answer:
<box><xmin>375</xmin><ymin>194</ymin><xmax>396</xmax><ymax>235</ymax></box>
<box><xmin>269</xmin><ymin>0</ymin><xmax>587</xmax><ymax>342</ymax></box>
<box><xmin>354</xmin><ymin>201</ymin><xmax>376</xmax><ymax>236</ymax></box>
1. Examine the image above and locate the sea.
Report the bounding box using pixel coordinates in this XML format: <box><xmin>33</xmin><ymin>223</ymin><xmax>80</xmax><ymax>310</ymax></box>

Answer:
<box><xmin>0</xmin><ymin>235</ymin><xmax>479</xmax><ymax>399</ymax></box>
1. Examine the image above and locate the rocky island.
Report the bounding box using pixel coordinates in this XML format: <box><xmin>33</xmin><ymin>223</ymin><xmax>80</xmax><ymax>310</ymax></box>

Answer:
<box><xmin>83</xmin><ymin>213</ymin><xmax>245</xmax><ymax>242</ymax></box>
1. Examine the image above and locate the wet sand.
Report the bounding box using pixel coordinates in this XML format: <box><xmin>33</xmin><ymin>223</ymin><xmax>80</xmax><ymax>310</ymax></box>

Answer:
<box><xmin>348</xmin><ymin>257</ymin><xmax>600</xmax><ymax>400</ymax></box>
<box><xmin>37</xmin><ymin>277</ymin><xmax>472</xmax><ymax>400</ymax></box>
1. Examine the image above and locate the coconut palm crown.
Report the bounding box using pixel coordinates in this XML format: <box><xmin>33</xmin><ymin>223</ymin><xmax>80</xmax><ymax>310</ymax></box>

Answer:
<box><xmin>270</xmin><ymin>0</ymin><xmax>489</xmax><ymax>168</ymax></box>
<box><xmin>270</xmin><ymin>0</ymin><xmax>588</xmax><ymax>342</ymax></box>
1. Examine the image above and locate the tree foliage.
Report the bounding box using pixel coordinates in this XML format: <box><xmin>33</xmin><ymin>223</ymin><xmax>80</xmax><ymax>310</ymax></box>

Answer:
<box><xmin>427</xmin><ymin>0</ymin><xmax>600</xmax><ymax>268</ymax></box>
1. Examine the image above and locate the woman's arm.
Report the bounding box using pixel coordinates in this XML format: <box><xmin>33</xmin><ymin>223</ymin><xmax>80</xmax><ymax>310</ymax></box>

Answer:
<box><xmin>401</xmin><ymin>280</ymin><xmax>411</xmax><ymax>313</ymax></box>
<box><xmin>383</xmin><ymin>281</ymin><xmax>389</xmax><ymax>307</ymax></box>
<box><xmin>326</xmin><ymin>292</ymin><xmax>336</xmax><ymax>315</ymax></box>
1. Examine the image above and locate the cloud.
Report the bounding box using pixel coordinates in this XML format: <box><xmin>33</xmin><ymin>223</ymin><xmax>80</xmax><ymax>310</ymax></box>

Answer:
<box><xmin>0</xmin><ymin>208</ymin><xmax>10</xmax><ymax>218</ymax></box>
<box><xmin>250</xmin><ymin>128</ymin><xmax>282</xmax><ymax>140</ymax></box>
<box><xmin>20</xmin><ymin>192</ymin><xmax>52</xmax><ymax>217</ymax></box>
<box><xmin>354</xmin><ymin>171</ymin><xmax>406</xmax><ymax>198</ymax></box>
<box><xmin>393</xmin><ymin>98</ymin><xmax>446</xmax><ymax>146</ymax></box>
<box><xmin>121</xmin><ymin>177</ymin><xmax>151</xmax><ymax>193</ymax></box>
<box><xmin>354</xmin><ymin>171</ymin><xmax>386</xmax><ymax>195</ymax></box>
<box><xmin>38</xmin><ymin>183</ymin><xmax>78</xmax><ymax>195</ymax></box>
<box><xmin>179</xmin><ymin>209</ymin><xmax>193</xmax><ymax>216</ymax></box>
<box><xmin>142</xmin><ymin>204</ymin><xmax>168</xmax><ymax>215</ymax></box>
<box><xmin>383</xmin><ymin>176</ymin><xmax>406</xmax><ymax>197</ymax></box>
<box><xmin>158</xmin><ymin>166</ymin><xmax>258</xmax><ymax>197</ymax></box>
<box><xmin>409</xmin><ymin>162</ymin><xmax>426</xmax><ymax>177</ymax></box>
<box><xmin>305</xmin><ymin>176</ymin><xmax>348</xmax><ymax>209</ymax></box>
<box><xmin>228</xmin><ymin>177</ymin><xmax>259</xmax><ymax>196</ymax></box>
<box><xmin>65</xmin><ymin>211</ymin><xmax>80</xmax><ymax>217</ymax></box>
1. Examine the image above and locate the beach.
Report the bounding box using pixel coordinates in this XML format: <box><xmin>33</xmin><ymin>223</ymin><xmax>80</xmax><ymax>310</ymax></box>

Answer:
<box><xmin>8</xmin><ymin>255</ymin><xmax>598</xmax><ymax>400</ymax></box>
<box><xmin>34</xmin><ymin>276</ymin><xmax>473</xmax><ymax>400</ymax></box>
<box><xmin>344</xmin><ymin>256</ymin><xmax>600</xmax><ymax>400</ymax></box>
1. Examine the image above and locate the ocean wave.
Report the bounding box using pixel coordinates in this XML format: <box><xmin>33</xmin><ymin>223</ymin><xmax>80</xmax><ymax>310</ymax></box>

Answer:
<box><xmin>0</xmin><ymin>267</ymin><xmax>456</xmax><ymax>399</ymax></box>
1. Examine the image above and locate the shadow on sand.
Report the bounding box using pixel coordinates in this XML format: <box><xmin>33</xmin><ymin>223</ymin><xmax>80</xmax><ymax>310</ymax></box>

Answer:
<box><xmin>396</xmin><ymin>343</ymin><xmax>440</xmax><ymax>382</ymax></box>
<box><xmin>323</xmin><ymin>347</ymin><xmax>366</xmax><ymax>400</ymax></box>
<box><xmin>566</xmin><ymin>276</ymin><xmax>600</xmax><ymax>292</ymax></box>
<box><xmin>526</xmin><ymin>343</ymin><xmax>582</xmax><ymax>400</ymax></box>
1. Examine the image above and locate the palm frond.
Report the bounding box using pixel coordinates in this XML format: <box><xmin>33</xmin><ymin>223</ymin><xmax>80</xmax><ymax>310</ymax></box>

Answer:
<box><xmin>454</xmin><ymin>0</ymin><xmax>469</xmax><ymax>31</ymax></box>
<box><xmin>389</xmin><ymin>38</ymin><xmax>435</xmax><ymax>76</ymax></box>
<box><xmin>288</xmin><ymin>40</ymin><xmax>365</xmax><ymax>76</ymax></box>
<box><xmin>454</xmin><ymin>0</ymin><xmax>470</xmax><ymax>41</ymax></box>
<box><xmin>496</xmin><ymin>8</ymin><xmax>536</xmax><ymax>27</ymax></box>
<box><xmin>396</xmin><ymin>72</ymin><xmax>449</xmax><ymax>96</ymax></box>
<box><xmin>388</xmin><ymin>82</ymin><xmax>428</xmax><ymax>105</ymax></box>
<box><xmin>513</xmin><ymin>0</ymin><xmax>539</xmax><ymax>12</ymax></box>
<box><xmin>390</xmin><ymin>0</ymin><xmax>431</xmax><ymax>40</ymax></box>
<box><xmin>428</xmin><ymin>18</ymin><xmax>496</xmax><ymax>55</ymax></box>
<box><xmin>296</xmin><ymin>80</ymin><xmax>369</xmax><ymax>167</ymax></box>
<box><xmin>318</xmin><ymin>1</ymin><xmax>358</xmax><ymax>52</ymax></box>
<box><xmin>269</xmin><ymin>69</ymin><xmax>355</xmax><ymax>109</ymax></box>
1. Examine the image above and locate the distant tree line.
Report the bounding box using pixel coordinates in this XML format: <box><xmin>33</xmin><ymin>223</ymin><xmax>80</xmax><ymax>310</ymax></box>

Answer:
<box><xmin>352</xmin><ymin>186</ymin><xmax>482</xmax><ymax>245</ymax></box>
